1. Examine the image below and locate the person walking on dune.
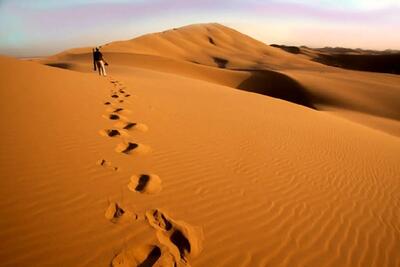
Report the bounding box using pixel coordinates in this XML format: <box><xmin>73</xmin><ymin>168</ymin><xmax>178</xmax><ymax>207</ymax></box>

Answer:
<box><xmin>92</xmin><ymin>47</ymin><xmax>108</xmax><ymax>76</ymax></box>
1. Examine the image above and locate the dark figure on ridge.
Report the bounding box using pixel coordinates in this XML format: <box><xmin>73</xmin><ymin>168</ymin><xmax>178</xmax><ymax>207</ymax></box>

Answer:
<box><xmin>92</xmin><ymin>47</ymin><xmax>108</xmax><ymax>76</ymax></box>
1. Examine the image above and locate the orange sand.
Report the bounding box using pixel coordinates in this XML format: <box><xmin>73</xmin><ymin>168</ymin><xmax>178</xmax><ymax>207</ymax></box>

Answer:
<box><xmin>1</xmin><ymin>23</ymin><xmax>399</xmax><ymax>267</ymax></box>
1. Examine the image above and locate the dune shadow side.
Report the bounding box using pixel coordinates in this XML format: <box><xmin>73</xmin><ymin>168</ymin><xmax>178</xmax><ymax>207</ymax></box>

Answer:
<box><xmin>45</xmin><ymin>62</ymin><xmax>73</xmax><ymax>70</ymax></box>
<box><xmin>313</xmin><ymin>54</ymin><xmax>400</xmax><ymax>75</ymax></box>
<box><xmin>237</xmin><ymin>70</ymin><xmax>316</xmax><ymax>109</ymax></box>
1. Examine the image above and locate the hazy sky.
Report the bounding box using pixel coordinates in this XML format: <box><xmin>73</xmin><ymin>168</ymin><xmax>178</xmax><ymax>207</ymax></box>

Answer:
<box><xmin>1</xmin><ymin>0</ymin><xmax>399</xmax><ymax>57</ymax></box>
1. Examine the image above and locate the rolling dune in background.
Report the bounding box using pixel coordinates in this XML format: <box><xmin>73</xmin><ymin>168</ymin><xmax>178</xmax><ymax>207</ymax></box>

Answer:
<box><xmin>44</xmin><ymin>23</ymin><xmax>400</xmax><ymax>136</ymax></box>
<box><xmin>1</xmin><ymin>23</ymin><xmax>400</xmax><ymax>267</ymax></box>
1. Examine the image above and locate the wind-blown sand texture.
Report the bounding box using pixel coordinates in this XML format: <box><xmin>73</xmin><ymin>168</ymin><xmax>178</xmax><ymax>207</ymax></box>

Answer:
<box><xmin>1</xmin><ymin>23</ymin><xmax>399</xmax><ymax>267</ymax></box>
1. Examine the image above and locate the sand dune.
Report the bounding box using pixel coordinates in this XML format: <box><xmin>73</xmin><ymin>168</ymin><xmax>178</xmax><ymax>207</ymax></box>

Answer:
<box><xmin>51</xmin><ymin>23</ymin><xmax>320</xmax><ymax>70</ymax></box>
<box><xmin>1</xmin><ymin>23</ymin><xmax>400</xmax><ymax>267</ymax></box>
<box><xmin>43</xmin><ymin>23</ymin><xmax>400</xmax><ymax>136</ymax></box>
<box><xmin>272</xmin><ymin>44</ymin><xmax>400</xmax><ymax>74</ymax></box>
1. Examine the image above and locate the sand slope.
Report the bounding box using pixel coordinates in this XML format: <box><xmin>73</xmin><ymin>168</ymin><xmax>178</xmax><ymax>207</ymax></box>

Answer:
<box><xmin>1</xmin><ymin>23</ymin><xmax>400</xmax><ymax>267</ymax></box>
<box><xmin>51</xmin><ymin>23</ymin><xmax>321</xmax><ymax>70</ymax></box>
<box><xmin>44</xmin><ymin>23</ymin><xmax>400</xmax><ymax>137</ymax></box>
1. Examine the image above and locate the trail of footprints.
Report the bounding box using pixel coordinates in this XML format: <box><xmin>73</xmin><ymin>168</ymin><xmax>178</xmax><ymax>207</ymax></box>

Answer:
<box><xmin>98</xmin><ymin>79</ymin><xmax>201</xmax><ymax>267</ymax></box>
<box><xmin>101</xmin><ymin>81</ymin><xmax>148</xmax><ymax>157</ymax></box>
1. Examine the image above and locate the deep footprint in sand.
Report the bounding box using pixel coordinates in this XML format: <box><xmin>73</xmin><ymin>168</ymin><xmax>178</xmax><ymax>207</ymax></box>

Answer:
<box><xmin>99</xmin><ymin>128</ymin><xmax>129</xmax><ymax>139</ymax></box>
<box><xmin>115</xmin><ymin>142</ymin><xmax>150</xmax><ymax>154</ymax></box>
<box><xmin>106</xmin><ymin>129</ymin><xmax>121</xmax><ymax>137</ymax></box>
<box><xmin>105</xmin><ymin>107</ymin><xmax>124</xmax><ymax>114</ymax></box>
<box><xmin>105</xmin><ymin>202</ymin><xmax>126</xmax><ymax>223</ymax></box>
<box><xmin>114</xmin><ymin>122</ymin><xmax>148</xmax><ymax>132</ymax></box>
<box><xmin>128</xmin><ymin>174</ymin><xmax>162</xmax><ymax>194</ymax></box>
<box><xmin>107</xmin><ymin>129</ymin><xmax>120</xmax><ymax>137</ymax></box>
<box><xmin>118</xmin><ymin>142</ymin><xmax>138</xmax><ymax>154</ymax></box>
<box><xmin>109</xmin><ymin>211</ymin><xmax>202</xmax><ymax>266</ymax></box>
<box><xmin>111</xmin><ymin>244</ymin><xmax>176</xmax><ymax>267</ymax></box>
<box><xmin>111</xmin><ymin>94</ymin><xmax>119</xmax><ymax>98</ymax></box>
<box><xmin>145</xmin><ymin>209</ymin><xmax>203</xmax><ymax>265</ymax></box>
<box><xmin>109</xmin><ymin>114</ymin><xmax>120</xmax><ymax>120</ymax></box>
<box><xmin>124</xmin><ymin>122</ymin><xmax>137</xmax><ymax>130</ymax></box>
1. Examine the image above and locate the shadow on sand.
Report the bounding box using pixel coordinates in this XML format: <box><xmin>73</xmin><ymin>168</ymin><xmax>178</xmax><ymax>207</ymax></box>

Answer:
<box><xmin>237</xmin><ymin>70</ymin><xmax>315</xmax><ymax>109</ymax></box>
<box><xmin>45</xmin><ymin>62</ymin><xmax>73</xmax><ymax>70</ymax></box>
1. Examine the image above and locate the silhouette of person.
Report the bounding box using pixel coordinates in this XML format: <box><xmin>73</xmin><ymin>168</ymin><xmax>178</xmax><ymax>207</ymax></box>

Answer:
<box><xmin>92</xmin><ymin>47</ymin><xmax>108</xmax><ymax>76</ymax></box>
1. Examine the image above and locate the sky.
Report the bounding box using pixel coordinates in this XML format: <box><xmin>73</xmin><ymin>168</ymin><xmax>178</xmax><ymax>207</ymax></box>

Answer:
<box><xmin>0</xmin><ymin>0</ymin><xmax>399</xmax><ymax>57</ymax></box>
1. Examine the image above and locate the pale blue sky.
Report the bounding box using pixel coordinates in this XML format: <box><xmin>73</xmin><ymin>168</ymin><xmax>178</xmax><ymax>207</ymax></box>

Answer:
<box><xmin>0</xmin><ymin>0</ymin><xmax>399</xmax><ymax>57</ymax></box>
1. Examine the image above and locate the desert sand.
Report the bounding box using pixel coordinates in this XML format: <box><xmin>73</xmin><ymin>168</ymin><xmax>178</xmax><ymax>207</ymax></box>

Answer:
<box><xmin>0</xmin><ymin>23</ymin><xmax>399</xmax><ymax>267</ymax></box>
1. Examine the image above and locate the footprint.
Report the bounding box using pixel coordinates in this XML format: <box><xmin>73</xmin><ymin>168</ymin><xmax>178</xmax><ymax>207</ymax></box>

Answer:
<box><xmin>133</xmin><ymin>175</ymin><xmax>150</xmax><ymax>192</ymax></box>
<box><xmin>109</xmin><ymin>114</ymin><xmax>120</xmax><ymax>120</ymax></box>
<box><xmin>106</xmin><ymin>129</ymin><xmax>121</xmax><ymax>137</ymax></box>
<box><xmin>114</xmin><ymin>122</ymin><xmax>148</xmax><ymax>132</ymax></box>
<box><xmin>104</xmin><ymin>102</ymin><xmax>111</xmax><ymax>105</ymax></box>
<box><xmin>105</xmin><ymin>202</ymin><xmax>126</xmax><ymax>223</ymax></box>
<box><xmin>100</xmin><ymin>128</ymin><xmax>130</xmax><ymax>138</ymax></box>
<box><xmin>119</xmin><ymin>89</ymin><xmax>125</xmax><ymax>94</ymax></box>
<box><xmin>125</xmin><ymin>94</ymin><xmax>131</xmax><ymax>98</ymax></box>
<box><xmin>123</xmin><ymin>122</ymin><xmax>136</xmax><ymax>130</ymax></box>
<box><xmin>104</xmin><ymin>113</ymin><xmax>129</xmax><ymax>121</ymax></box>
<box><xmin>109</xmin><ymin>211</ymin><xmax>202</xmax><ymax>266</ymax></box>
<box><xmin>119</xmin><ymin>100</ymin><xmax>124</xmax><ymax>103</ymax></box>
<box><xmin>115</xmin><ymin>142</ymin><xmax>150</xmax><ymax>155</ymax></box>
<box><xmin>128</xmin><ymin>174</ymin><xmax>162</xmax><ymax>194</ymax></box>
<box><xmin>111</xmin><ymin>244</ymin><xmax>176</xmax><ymax>267</ymax></box>
<box><xmin>145</xmin><ymin>209</ymin><xmax>203</xmax><ymax>265</ymax></box>
<box><xmin>117</xmin><ymin>142</ymin><xmax>138</xmax><ymax>154</ymax></box>
<box><xmin>105</xmin><ymin>107</ymin><xmax>125</xmax><ymax>114</ymax></box>
<box><xmin>111</xmin><ymin>94</ymin><xmax>119</xmax><ymax>98</ymax></box>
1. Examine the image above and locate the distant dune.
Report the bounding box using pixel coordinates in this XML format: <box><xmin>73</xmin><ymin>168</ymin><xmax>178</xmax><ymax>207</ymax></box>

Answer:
<box><xmin>272</xmin><ymin>44</ymin><xmax>400</xmax><ymax>74</ymax></box>
<box><xmin>1</xmin><ymin>23</ymin><xmax>400</xmax><ymax>267</ymax></box>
